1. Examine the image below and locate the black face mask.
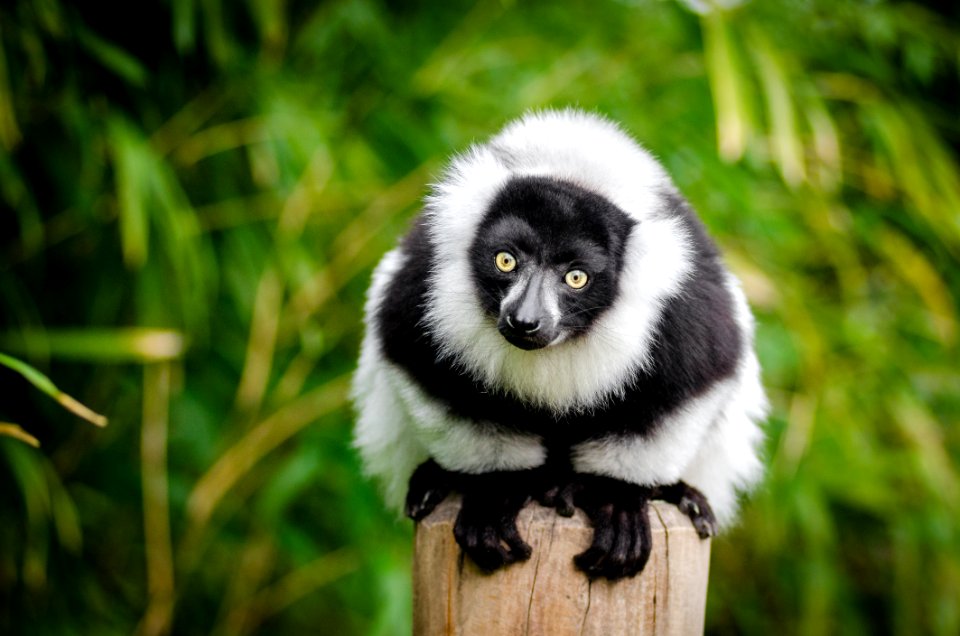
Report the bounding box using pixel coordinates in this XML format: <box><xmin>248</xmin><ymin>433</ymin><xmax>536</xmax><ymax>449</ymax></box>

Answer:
<box><xmin>468</xmin><ymin>176</ymin><xmax>635</xmax><ymax>350</ymax></box>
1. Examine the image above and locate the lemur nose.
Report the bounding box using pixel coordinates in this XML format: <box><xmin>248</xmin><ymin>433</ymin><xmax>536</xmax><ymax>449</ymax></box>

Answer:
<box><xmin>508</xmin><ymin>314</ymin><xmax>541</xmax><ymax>334</ymax></box>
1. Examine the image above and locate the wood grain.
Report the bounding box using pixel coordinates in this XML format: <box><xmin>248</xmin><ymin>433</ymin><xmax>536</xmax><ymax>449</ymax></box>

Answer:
<box><xmin>413</xmin><ymin>497</ymin><xmax>711</xmax><ymax>636</ymax></box>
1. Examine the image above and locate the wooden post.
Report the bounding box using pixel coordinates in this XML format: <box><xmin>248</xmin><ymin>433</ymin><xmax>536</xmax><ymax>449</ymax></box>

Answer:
<box><xmin>413</xmin><ymin>497</ymin><xmax>711</xmax><ymax>636</ymax></box>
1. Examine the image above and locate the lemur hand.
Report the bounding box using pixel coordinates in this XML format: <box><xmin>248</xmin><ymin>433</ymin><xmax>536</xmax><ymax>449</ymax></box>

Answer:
<box><xmin>573</xmin><ymin>474</ymin><xmax>655</xmax><ymax>580</ymax></box>
<box><xmin>453</xmin><ymin>470</ymin><xmax>536</xmax><ymax>572</ymax></box>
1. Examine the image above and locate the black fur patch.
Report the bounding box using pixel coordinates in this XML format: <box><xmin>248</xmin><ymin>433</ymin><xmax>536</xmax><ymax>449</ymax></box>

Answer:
<box><xmin>375</xmin><ymin>177</ymin><xmax>741</xmax><ymax>456</ymax></box>
<box><xmin>468</xmin><ymin>177</ymin><xmax>635</xmax><ymax>334</ymax></box>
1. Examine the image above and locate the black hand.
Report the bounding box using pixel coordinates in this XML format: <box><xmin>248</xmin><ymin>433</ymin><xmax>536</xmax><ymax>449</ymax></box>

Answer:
<box><xmin>453</xmin><ymin>471</ymin><xmax>534</xmax><ymax>572</ymax></box>
<box><xmin>572</xmin><ymin>474</ymin><xmax>654</xmax><ymax>580</ymax></box>
<box><xmin>405</xmin><ymin>459</ymin><xmax>455</xmax><ymax>521</ymax></box>
<box><xmin>655</xmin><ymin>481</ymin><xmax>718</xmax><ymax>539</ymax></box>
<box><xmin>535</xmin><ymin>478</ymin><xmax>578</xmax><ymax>517</ymax></box>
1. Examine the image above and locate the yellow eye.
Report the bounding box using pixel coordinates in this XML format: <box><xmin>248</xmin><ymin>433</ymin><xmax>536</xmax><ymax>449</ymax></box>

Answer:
<box><xmin>565</xmin><ymin>269</ymin><xmax>588</xmax><ymax>289</ymax></box>
<box><xmin>495</xmin><ymin>252</ymin><xmax>517</xmax><ymax>273</ymax></box>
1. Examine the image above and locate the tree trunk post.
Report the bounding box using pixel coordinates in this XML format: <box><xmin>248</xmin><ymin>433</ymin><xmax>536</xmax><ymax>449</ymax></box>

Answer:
<box><xmin>413</xmin><ymin>497</ymin><xmax>711</xmax><ymax>635</ymax></box>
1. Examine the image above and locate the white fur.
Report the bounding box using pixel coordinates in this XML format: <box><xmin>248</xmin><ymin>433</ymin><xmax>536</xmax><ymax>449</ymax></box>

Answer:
<box><xmin>571</xmin><ymin>378</ymin><xmax>737</xmax><ymax>487</ymax></box>
<box><xmin>352</xmin><ymin>249</ymin><xmax>430</xmax><ymax>510</ymax></box>
<box><xmin>679</xmin><ymin>275</ymin><xmax>767</xmax><ymax>526</ymax></box>
<box><xmin>387</xmin><ymin>365</ymin><xmax>546</xmax><ymax>474</ymax></box>
<box><xmin>352</xmin><ymin>110</ymin><xmax>767</xmax><ymax>523</ymax></box>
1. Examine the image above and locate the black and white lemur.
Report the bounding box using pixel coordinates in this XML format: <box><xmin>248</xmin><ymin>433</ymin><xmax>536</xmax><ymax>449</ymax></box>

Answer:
<box><xmin>352</xmin><ymin>110</ymin><xmax>767</xmax><ymax>580</ymax></box>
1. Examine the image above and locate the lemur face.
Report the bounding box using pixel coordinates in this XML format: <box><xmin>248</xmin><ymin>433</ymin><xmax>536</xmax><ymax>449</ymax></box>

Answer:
<box><xmin>469</xmin><ymin>176</ymin><xmax>636</xmax><ymax>350</ymax></box>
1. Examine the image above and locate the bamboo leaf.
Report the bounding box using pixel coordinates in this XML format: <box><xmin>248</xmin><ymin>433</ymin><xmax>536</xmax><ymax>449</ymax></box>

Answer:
<box><xmin>1</xmin><ymin>328</ymin><xmax>187</xmax><ymax>363</ymax></box>
<box><xmin>0</xmin><ymin>352</ymin><xmax>107</xmax><ymax>427</ymax></box>
<box><xmin>748</xmin><ymin>28</ymin><xmax>806</xmax><ymax>186</ymax></box>
<box><xmin>0</xmin><ymin>422</ymin><xmax>41</xmax><ymax>448</ymax></box>
<box><xmin>701</xmin><ymin>10</ymin><xmax>753</xmax><ymax>161</ymax></box>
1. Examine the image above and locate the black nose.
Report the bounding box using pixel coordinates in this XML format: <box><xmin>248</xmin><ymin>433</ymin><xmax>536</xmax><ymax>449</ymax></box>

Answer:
<box><xmin>507</xmin><ymin>314</ymin><xmax>541</xmax><ymax>334</ymax></box>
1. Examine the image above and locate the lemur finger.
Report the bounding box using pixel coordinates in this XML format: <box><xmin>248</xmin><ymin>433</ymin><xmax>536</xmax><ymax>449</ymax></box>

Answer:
<box><xmin>452</xmin><ymin>511</ymin><xmax>475</xmax><ymax>547</ymax></box>
<box><xmin>455</xmin><ymin>516</ymin><xmax>509</xmax><ymax>571</ymax></box>
<box><xmin>405</xmin><ymin>459</ymin><xmax>453</xmax><ymax>520</ymax></box>
<box><xmin>574</xmin><ymin>504</ymin><xmax>616</xmax><ymax>576</ymax></box>
<box><xmin>499</xmin><ymin>520</ymin><xmax>532</xmax><ymax>562</ymax></box>
<box><xmin>536</xmin><ymin>485</ymin><xmax>560</xmax><ymax>507</ymax></box>
<box><xmin>630</xmin><ymin>506</ymin><xmax>653</xmax><ymax>578</ymax></box>
<box><xmin>554</xmin><ymin>482</ymin><xmax>577</xmax><ymax>517</ymax></box>
<box><xmin>626</xmin><ymin>509</ymin><xmax>647</xmax><ymax>564</ymax></box>
<box><xmin>661</xmin><ymin>481</ymin><xmax>718</xmax><ymax>539</ymax></box>
<box><xmin>599</xmin><ymin>509</ymin><xmax>634</xmax><ymax>579</ymax></box>
<box><xmin>474</xmin><ymin>525</ymin><xmax>513</xmax><ymax>571</ymax></box>
<box><xmin>681</xmin><ymin>497</ymin><xmax>717</xmax><ymax>538</ymax></box>
<box><xmin>405</xmin><ymin>487</ymin><xmax>449</xmax><ymax>521</ymax></box>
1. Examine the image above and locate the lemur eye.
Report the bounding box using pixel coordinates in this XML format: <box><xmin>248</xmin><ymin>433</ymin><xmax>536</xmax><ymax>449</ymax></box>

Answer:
<box><xmin>495</xmin><ymin>251</ymin><xmax>517</xmax><ymax>273</ymax></box>
<box><xmin>564</xmin><ymin>269</ymin><xmax>589</xmax><ymax>289</ymax></box>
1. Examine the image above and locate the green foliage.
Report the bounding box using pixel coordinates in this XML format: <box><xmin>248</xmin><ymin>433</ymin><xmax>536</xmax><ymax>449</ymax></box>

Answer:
<box><xmin>1</xmin><ymin>0</ymin><xmax>958</xmax><ymax>634</ymax></box>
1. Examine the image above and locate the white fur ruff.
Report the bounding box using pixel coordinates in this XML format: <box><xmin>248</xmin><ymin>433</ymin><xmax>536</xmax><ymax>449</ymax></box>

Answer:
<box><xmin>423</xmin><ymin>109</ymin><xmax>692</xmax><ymax>413</ymax></box>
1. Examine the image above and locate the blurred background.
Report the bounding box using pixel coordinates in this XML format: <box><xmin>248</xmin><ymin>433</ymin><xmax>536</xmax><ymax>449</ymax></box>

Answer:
<box><xmin>1</xmin><ymin>0</ymin><xmax>958</xmax><ymax>634</ymax></box>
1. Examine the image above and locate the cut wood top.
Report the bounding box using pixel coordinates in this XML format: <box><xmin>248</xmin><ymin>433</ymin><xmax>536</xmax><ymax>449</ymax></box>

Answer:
<box><xmin>413</xmin><ymin>497</ymin><xmax>712</xmax><ymax>636</ymax></box>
